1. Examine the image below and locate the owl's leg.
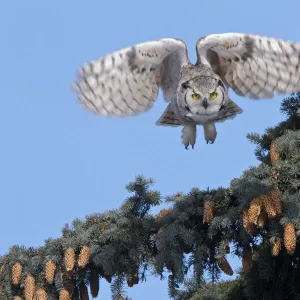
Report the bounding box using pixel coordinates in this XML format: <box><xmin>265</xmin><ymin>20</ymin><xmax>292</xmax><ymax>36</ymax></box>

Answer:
<box><xmin>181</xmin><ymin>124</ymin><xmax>196</xmax><ymax>149</ymax></box>
<box><xmin>203</xmin><ymin>122</ymin><xmax>217</xmax><ymax>144</ymax></box>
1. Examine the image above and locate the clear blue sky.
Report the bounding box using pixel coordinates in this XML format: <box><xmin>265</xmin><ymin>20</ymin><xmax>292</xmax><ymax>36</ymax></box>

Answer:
<box><xmin>1</xmin><ymin>0</ymin><xmax>299</xmax><ymax>299</ymax></box>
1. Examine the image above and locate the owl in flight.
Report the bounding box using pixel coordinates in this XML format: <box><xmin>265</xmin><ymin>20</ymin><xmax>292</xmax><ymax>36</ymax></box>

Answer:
<box><xmin>73</xmin><ymin>33</ymin><xmax>300</xmax><ymax>149</ymax></box>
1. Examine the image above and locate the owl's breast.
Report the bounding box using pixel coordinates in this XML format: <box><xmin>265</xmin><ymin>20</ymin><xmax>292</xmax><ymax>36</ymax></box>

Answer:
<box><xmin>186</xmin><ymin>113</ymin><xmax>219</xmax><ymax>124</ymax></box>
<box><xmin>174</xmin><ymin>99</ymin><xmax>220</xmax><ymax>125</ymax></box>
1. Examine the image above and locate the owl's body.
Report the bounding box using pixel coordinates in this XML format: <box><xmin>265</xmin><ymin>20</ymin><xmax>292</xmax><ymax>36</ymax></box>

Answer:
<box><xmin>73</xmin><ymin>33</ymin><xmax>300</xmax><ymax>149</ymax></box>
<box><xmin>156</xmin><ymin>63</ymin><xmax>234</xmax><ymax>148</ymax></box>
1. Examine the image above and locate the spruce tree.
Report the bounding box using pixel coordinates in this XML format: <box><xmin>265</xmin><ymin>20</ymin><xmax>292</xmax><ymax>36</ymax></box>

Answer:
<box><xmin>184</xmin><ymin>93</ymin><xmax>300</xmax><ymax>300</ymax></box>
<box><xmin>0</xmin><ymin>94</ymin><xmax>299</xmax><ymax>300</ymax></box>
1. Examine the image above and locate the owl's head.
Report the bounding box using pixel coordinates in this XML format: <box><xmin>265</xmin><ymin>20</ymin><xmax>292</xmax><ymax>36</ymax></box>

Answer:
<box><xmin>180</xmin><ymin>76</ymin><xmax>228</xmax><ymax>121</ymax></box>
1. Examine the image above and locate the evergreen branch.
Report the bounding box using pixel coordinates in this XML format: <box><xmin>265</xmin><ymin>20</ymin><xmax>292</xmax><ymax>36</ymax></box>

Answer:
<box><xmin>1</xmin><ymin>96</ymin><xmax>300</xmax><ymax>299</ymax></box>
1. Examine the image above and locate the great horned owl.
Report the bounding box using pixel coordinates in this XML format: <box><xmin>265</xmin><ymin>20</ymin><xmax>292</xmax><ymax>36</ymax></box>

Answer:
<box><xmin>72</xmin><ymin>33</ymin><xmax>300</xmax><ymax>149</ymax></box>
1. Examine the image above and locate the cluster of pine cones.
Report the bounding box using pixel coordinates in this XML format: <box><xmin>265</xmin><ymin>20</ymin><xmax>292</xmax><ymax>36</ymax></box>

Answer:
<box><xmin>200</xmin><ymin>140</ymin><xmax>297</xmax><ymax>277</ymax></box>
<box><xmin>11</xmin><ymin>246</ymin><xmax>93</xmax><ymax>300</ymax></box>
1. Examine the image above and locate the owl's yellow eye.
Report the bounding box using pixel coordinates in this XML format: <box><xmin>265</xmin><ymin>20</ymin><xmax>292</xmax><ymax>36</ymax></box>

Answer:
<box><xmin>191</xmin><ymin>93</ymin><xmax>200</xmax><ymax>100</ymax></box>
<box><xmin>210</xmin><ymin>92</ymin><xmax>218</xmax><ymax>99</ymax></box>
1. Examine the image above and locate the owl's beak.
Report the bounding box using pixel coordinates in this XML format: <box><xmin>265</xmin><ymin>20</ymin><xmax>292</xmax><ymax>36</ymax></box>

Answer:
<box><xmin>202</xmin><ymin>99</ymin><xmax>208</xmax><ymax>109</ymax></box>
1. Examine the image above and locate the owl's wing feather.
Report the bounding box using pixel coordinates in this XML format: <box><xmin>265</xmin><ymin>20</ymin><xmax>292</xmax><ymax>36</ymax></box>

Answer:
<box><xmin>73</xmin><ymin>39</ymin><xmax>188</xmax><ymax>117</ymax></box>
<box><xmin>215</xmin><ymin>99</ymin><xmax>243</xmax><ymax>123</ymax></box>
<box><xmin>155</xmin><ymin>103</ymin><xmax>182</xmax><ymax>126</ymax></box>
<box><xmin>196</xmin><ymin>33</ymin><xmax>300</xmax><ymax>99</ymax></box>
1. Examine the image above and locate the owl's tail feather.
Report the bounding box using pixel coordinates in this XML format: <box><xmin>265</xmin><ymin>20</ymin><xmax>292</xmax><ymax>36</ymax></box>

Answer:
<box><xmin>216</xmin><ymin>99</ymin><xmax>243</xmax><ymax>123</ymax></box>
<box><xmin>155</xmin><ymin>103</ymin><xmax>182</xmax><ymax>126</ymax></box>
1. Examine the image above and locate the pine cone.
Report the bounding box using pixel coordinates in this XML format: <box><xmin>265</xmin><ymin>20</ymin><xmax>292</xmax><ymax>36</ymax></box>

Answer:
<box><xmin>242</xmin><ymin>211</ymin><xmax>255</xmax><ymax>235</ymax></box>
<box><xmin>248</xmin><ymin>198</ymin><xmax>262</xmax><ymax>224</ymax></box>
<box><xmin>127</xmin><ymin>278</ymin><xmax>134</xmax><ymax>287</ymax></box>
<box><xmin>45</xmin><ymin>260</ymin><xmax>56</xmax><ymax>284</ymax></box>
<box><xmin>64</xmin><ymin>248</ymin><xmax>75</xmax><ymax>272</ymax></box>
<box><xmin>257</xmin><ymin>211</ymin><xmax>268</xmax><ymax>228</ymax></box>
<box><xmin>24</xmin><ymin>274</ymin><xmax>35</xmax><ymax>300</ymax></box>
<box><xmin>270</xmin><ymin>141</ymin><xmax>279</xmax><ymax>164</ymax></box>
<box><xmin>242</xmin><ymin>211</ymin><xmax>249</xmax><ymax>228</ymax></box>
<box><xmin>33</xmin><ymin>288</ymin><xmax>47</xmax><ymax>300</ymax></box>
<box><xmin>270</xmin><ymin>190</ymin><xmax>282</xmax><ymax>216</ymax></box>
<box><xmin>271</xmin><ymin>239</ymin><xmax>281</xmax><ymax>257</ymax></box>
<box><xmin>79</xmin><ymin>284</ymin><xmax>89</xmax><ymax>300</ymax></box>
<box><xmin>89</xmin><ymin>269</ymin><xmax>99</xmax><ymax>298</ymax></box>
<box><xmin>11</xmin><ymin>262</ymin><xmax>22</xmax><ymax>285</ymax></box>
<box><xmin>157</xmin><ymin>208</ymin><xmax>172</xmax><ymax>223</ymax></box>
<box><xmin>203</xmin><ymin>201</ymin><xmax>214</xmax><ymax>224</ymax></box>
<box><xmin>262</xmin><ymin>194</ymin><xmax>277</xmax><ymax>219</ymax></box>
<box><xmin>59</xmin><ymin>288</ymin><xmax>71</xmax><ymax>300</ymax></box>
<box><xmin>218</xmin><ymin>257</ymin><xmax>233</xmax><ymax>276</ymax></box>
<box><xmin>242</xmin><ymin>247</ymin><xmax>253</xmax><ymax>273</ymax></box>
<box><xmin>284</xmin><ymin>223</ymin><xmax>296</xmax><ymax>255</ymax></box>
<box><xmin>78</xmin><ymin>246</ymin><xmax>91</xmax><ymax>269</ymax></box>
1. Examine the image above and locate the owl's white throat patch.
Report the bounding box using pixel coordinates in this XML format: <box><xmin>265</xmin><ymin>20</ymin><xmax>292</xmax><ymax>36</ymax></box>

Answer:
<box><xmin>186</xmin><ymin>109</ymin><xmax>220</xmax><ymax>124</ymax></box>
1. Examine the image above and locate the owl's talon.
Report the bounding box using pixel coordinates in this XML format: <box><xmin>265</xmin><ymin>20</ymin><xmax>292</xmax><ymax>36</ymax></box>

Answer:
<box><xmin>182</xmin><ymin>124</ymin><xmax>196</xmax><ymax>151</ymax></box>
<box><xmin>203</xmin><ymin>123</ymin><xmax>217</xmax><ymax>145</ymax></box>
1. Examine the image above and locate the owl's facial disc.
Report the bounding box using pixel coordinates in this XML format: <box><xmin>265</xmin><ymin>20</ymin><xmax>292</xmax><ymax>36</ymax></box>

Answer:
<box><xmin>183</xmin><ymin>77</ymin><xmax>227</xmax><ymax>120</ymax></box>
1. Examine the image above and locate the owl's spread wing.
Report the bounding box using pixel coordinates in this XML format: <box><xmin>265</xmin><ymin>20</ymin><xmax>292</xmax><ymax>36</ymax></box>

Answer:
<box><xmin>73</xmin><ymin>39</ymin><xmax>188</xmax><ymax>117</ymax></box>
<box><xmin>196</xmin><ymin>33</ymin><xmax>300</xmax><ymax>99</ymax></box>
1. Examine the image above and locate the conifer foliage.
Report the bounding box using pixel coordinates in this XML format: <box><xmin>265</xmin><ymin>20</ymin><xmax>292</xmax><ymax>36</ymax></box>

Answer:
<box><xmin>0</xmin><ymin>94</ymin><xmax>299</xmax><ymax>299</ymax></box>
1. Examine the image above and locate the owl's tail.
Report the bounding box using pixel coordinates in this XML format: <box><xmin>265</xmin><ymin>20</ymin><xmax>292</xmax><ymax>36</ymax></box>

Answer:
<box><xmin>155</xmin><ymin>103</ymin><xmax>182</xmax><ymax>127</ymax></box>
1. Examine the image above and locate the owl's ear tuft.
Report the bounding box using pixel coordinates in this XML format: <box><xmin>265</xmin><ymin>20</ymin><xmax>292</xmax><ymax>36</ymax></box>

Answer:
<box><xmin>218</xmin><ymin>80</ymin><xmax>226</xmax><ymax>89</ymax></box>
<box><xmin>181</xmin><ymin>82</ymin><xmax>190</xmax><ymax>89</ymax></box>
